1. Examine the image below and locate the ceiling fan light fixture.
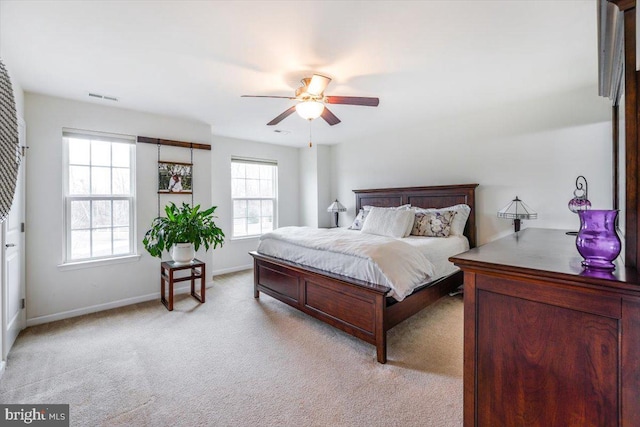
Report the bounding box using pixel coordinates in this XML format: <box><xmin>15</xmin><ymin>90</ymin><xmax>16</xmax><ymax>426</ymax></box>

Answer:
<box><xmin>295</xmin><ymin>101</ymin><xmax>325</xmax><ymax>120</ymax></box>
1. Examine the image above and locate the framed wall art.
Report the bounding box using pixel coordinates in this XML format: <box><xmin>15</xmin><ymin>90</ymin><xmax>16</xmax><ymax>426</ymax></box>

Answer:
<box><xmin>158</xmin><ymin>161</ymin><xmax>192</xmax><ymax>194</ymax></box>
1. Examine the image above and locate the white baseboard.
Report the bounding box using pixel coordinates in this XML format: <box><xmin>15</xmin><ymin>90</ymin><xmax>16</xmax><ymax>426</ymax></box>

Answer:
<box><xmin>211</xmin><ymin>264</ymin><xmax>252</xmax><ymax>276</ymax></box>
<box><xmin>26</xmin><ymin>281</ymin><xmax>212</xmax><ymax>327</ymax></box>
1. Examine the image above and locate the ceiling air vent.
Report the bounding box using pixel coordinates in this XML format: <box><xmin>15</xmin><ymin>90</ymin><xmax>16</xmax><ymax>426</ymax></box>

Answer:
<box><xmin>274</xmin><ymin>129</ymin><xmax>291</xmax><ymax>135</ymax></box>
<box><xmin>88</xmin><ymin>92</ymin><xmax>118</xmax><ymax>102</ymax></box>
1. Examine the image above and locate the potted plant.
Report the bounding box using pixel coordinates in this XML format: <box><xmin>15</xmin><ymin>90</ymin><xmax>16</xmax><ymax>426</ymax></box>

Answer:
<box><xmin>143</xmin><ymin>202</ymin><xmax>225</xmax><ymax>264</ymax></box>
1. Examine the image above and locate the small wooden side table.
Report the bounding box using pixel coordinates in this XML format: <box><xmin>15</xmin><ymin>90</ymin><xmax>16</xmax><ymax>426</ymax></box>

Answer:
<box><xmin>160</xmin><ymin>259</ymin><xmax>206</xmax><ymax>311</ymax></box>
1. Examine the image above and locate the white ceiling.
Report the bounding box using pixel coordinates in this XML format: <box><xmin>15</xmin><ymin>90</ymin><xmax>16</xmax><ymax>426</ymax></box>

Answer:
<box><xmin>0</xmin><ymin>0</ymin><xmax>600</xmax><ymax>147</ymax></box>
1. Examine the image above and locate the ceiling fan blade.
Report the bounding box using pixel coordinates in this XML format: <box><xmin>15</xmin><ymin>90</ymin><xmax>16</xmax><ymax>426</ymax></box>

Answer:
<box><xmin>267</xmin><ymin>106</ymin><xmax>296</xmax><ymax>126</ymax></box>
<box><xmin>321</xmin><ymin>107</ymin><xmax>341</xmax><ymax>126</ymax></box>
<box><xmin>325</xmin><ymin>96</ymin><xmax>379</xmax><ymax>107</ymax></box>
<box><xmin>242</xmin><ymin>95</ymin><xmax>296</xmax><ymax>99</ymax></box>
<box><xmin>306</xmin><ymin>74</ymin><xmax>332</xmax><ymax>96</ymax></box>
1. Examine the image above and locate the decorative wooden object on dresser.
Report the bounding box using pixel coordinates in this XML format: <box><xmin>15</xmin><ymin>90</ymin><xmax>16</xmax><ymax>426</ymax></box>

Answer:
<box><xmin>450</xmin><ymin>228</ymin><xmax>640</xmax><ymax>427</ymax></box>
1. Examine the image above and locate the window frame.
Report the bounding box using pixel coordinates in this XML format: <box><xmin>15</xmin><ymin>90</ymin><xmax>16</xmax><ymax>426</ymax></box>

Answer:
<box><xmin>62</xmin><ymin>129</ymin><xmax>137</xmax><ymax>264</ymax></box>
<box><xmin>230</xmin><ymin>157</ymin><xmax>278</xmax><ymax>239</ymax></box>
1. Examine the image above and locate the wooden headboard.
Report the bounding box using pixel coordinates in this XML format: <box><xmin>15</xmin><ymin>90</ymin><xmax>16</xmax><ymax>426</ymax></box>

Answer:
<box><xmin>353</xmin><ymin>184</ymin><xmax>479</xmax><ymax>248</ymax></box>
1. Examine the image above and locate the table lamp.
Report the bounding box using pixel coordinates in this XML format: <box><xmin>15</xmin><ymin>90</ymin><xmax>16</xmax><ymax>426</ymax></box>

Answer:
<box><xmin>497</xmin><ymin>196</ymin><xmax>537</xmax><ymax>232</ymax></box>
<box><xmin>327</xmin><ymin>199</ymin><xmax>347</xmax><ymax>228</ymax></box>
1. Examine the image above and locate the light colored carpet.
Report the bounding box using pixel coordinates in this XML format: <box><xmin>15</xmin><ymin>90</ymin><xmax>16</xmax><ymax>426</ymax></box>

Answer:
<box><xmin>0</xmin><ymin>270</ymin><xmax>463</xmax><ymax>426</ymax></box>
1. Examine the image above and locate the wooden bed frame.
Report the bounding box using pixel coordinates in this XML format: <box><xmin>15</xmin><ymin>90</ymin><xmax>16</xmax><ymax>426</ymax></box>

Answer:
<box><xmin>250</xmin><ymin>184</ymin><xmax>478</xmax><ymax>363</ymax></box>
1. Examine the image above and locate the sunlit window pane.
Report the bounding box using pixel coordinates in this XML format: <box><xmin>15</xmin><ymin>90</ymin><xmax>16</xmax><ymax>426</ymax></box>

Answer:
<box><xmin>91</xmin><ymin>140</ymin><xmax>111</xmax><ymax>166</ymax></box>
<box><xmin>69</xmin><ymin>138</ymin><xmax>90</xmax><ymax>165</ymax></box>
<box><xmin>262</xmin><ymin>200</ymin><xmax>273</xmax><ymax>216</ymax></box>
<box><xmin>112</xmin><ymin>227</ymin><xmax>130</xmax><ymax>254</ymax></box>
<box><xmin>92</xmin><ymin>228</ymin><xmax>112</xmax><ymax>257</ymax></box>
<box><xmin>231</xmin><ymin>162</ymin><xmax>245</xmax><ymax>179</ymax></box>
<box><xmin>71</xmin><ymin>230</ymin><xmax>91</xmax><ymax>259</ymax></box>
<box><xmin>246</xmin><ymin>179</ymin><xmax>260</xmax><ymax>197</ymax></box>
<box><xmin>91</xmin><ymin>167</ymin><xmax>111</xmax><ymax>194</ymax></box>
<box><xmin>233</xmin><ymin>200</ymin><xmax>247</xmax><ymax>218</ymax></box>
<box><xmin>248</xmin><ymin>200</ymin><xmax>260</xmax><ymax>221</ymax></box>
<box><xmin>69</xmin><ymin>166</ymin><xmax>90</xmax><ymax>195</ymax></box>
<box><xmin>112</xmin><ymin>168</ymin><xmax>130</xmax><ymax>195</ymax></box>
<box><xmin>259</xmin><ymin>165</ymin><xmax>272</xmax><ymax>180</ymax></box>
<box><xmin>113</xmin><ymin>200</ymin><xmax>129</xmax><ymax>227</ymax></box>
<box><xmin>247</xmin><ymin>222</ymin><xmax>261</xmax><ymax>236</ymax></box>
<box><xmin>261</xmin><ymin>217</ymin><xmax>273</xmax><ymax>233</ymax></box>
<box><xmin>231</xmin><ymin>178</ymin><xmax>245</xmax><ymax>198</ymax></box>
<box><xmin>111</xmin><ymin>143</ymin><xmax>130</xmax><ymax>167</ymax></box>
<box><xmin>71</xmin><ymin>200</ymin><xmax>90</xmax><ymax>229</ymax></box>
<box><xmin>260</xmin><ymin>180</ymin><xmax>273</xmax><ymax>197</ymax></box>
<box><xmin>92</xmin><ymin>200</ymin><xmax>112</xmax><ymax>228</ymax></box>
<box><xmin>246</xmin><ymin>164</ymin><xmax>260</xmax><ymax>179</ymax></box>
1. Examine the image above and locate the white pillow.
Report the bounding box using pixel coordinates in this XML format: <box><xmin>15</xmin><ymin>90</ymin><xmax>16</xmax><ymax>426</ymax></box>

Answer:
<box><xmin>360</xmin><ymin>207</ymin><xmax>415</xmax><ymax>238</ymax></box>
<box><xmin>348</xmin><ymin>204</ymin><xmax>411</xmax><ymax>230</ymax></box>
<box><xmin>414</xmin><ymin>204</ymin><xmax>471</xmax><ymax>236</ymax></box>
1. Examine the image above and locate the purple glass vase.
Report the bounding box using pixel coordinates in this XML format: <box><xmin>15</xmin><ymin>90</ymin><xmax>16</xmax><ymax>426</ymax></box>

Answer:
<box><xmin>576</xmin><ymin>210</ymin><xmax>621</xmax><ymax>270</ymax></box>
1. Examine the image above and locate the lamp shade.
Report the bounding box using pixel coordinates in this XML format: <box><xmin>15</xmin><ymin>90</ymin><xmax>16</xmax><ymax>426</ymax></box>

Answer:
<box><xmin>497</xmin><ymin>196</ymin><xmax>537</xmax><ymax>220</ymax></box>
<box><xmin>296</xmin><ymin>101</ymin><xmax>325</xmax><ymax>120</ymax></box>
<box><xmin>327</xmin><ymin>199</ymin><xmax>346</xmax><ymax>213</ymax></box>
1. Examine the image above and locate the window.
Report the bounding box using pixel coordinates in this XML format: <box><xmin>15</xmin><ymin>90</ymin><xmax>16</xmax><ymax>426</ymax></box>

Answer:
<box><xmin>231</xmin><ymin>157</ymin><xmax>277</xmax><ymax>238</ymax></box>
<box><xmin>63</xmin><ymin>129</ymin><xmax>136</xmax><ymax>263</ymax></box>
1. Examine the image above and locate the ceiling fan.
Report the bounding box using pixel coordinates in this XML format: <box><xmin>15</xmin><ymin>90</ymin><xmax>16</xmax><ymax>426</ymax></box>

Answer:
<box><xmin>242</xmin><ymin>74</ymin><xmax>379</xmax><ymax>126</ymax></box>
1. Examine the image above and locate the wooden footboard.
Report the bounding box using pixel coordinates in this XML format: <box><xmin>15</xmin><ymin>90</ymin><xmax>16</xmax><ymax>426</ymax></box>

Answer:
<box><xmin>252</xmin><ymin>252</ymin><xmax>390</xmax><ymax>363</ymax></box>
<box><xmin>251</xmin><ymin>252</ymin><xmax>463</xmax><ymax>363</ymax></box>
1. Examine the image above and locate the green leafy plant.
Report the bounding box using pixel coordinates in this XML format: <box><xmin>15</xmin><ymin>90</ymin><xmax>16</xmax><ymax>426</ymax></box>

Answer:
<box><xmin>143</xmin><ymin>202</ymin><xmax>225</xmax><ymax>258</ymax></box>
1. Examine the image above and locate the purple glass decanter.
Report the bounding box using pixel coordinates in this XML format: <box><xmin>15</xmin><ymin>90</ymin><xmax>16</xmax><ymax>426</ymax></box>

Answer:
<box><xmin>576</xmin><ymin>210</ymin><xmax>621</xmax><ymax>270</ymax></box>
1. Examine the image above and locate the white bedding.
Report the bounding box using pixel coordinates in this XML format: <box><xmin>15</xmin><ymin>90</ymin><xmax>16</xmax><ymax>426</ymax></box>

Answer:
<box><xmin>257</xmin><ymin>227</ymin><xmax>469</xmax><ymax>301</ymax></box>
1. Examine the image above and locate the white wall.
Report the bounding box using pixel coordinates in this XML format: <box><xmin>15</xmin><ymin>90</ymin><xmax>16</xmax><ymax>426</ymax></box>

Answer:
<box><xmin>210</xmin><ymin>135</ymin><xmax>299</xmax><ymax>274</ymax></box>
<box><xmin>299</xmin><ymin>146</ymin><xmax>318</xmax><ymax>226</ymax></box>
<box><xmin>25</xmin><ymin>93</ymin><xmax>213</xmax><ymax>324</ymax></box>
<box><xmin>316</xmin><ymin>145</ymin><xmax>332</xmax><ymax>228</ymax></box>
<box><xmin>11</xmin><ymin>77</ymin><xmax>24</xmax><ymax>119</ymax></box>
<box><xmin>332</xmin><ymin>85</ymin><xmax>614</xmax><ymax>245</ymax></box>
<box><xmin>298</xmin><ymin>145</ymin><xmax>332</xmax><ymax>228</ymax></box>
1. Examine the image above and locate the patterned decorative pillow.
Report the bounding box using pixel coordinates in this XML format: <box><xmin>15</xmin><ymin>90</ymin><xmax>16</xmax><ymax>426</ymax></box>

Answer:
<box><xmin>348</xmin><ymin>208</ymin><xmax>369</xmax><ymax>230</ymax></box>
<box><xmin>414</xmin><ymin>204</ymin><xmax>471</xmax><ymax>236</ymax></box>
<box><xmin>411</xmin><ymin>210</ymin><xmax>457</xmax><ymax>237</ymax></box>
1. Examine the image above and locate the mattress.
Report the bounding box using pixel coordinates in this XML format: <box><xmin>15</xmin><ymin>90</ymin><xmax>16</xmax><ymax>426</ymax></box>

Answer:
<box><xmin>256</xmin><ymin>227</ymin><xmax>469</xmax><ymax>301</ymax></box>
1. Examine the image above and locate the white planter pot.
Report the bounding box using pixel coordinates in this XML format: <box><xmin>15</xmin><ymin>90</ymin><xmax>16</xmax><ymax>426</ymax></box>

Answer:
<box><xmin>171</xmin><ymin>243</ymin><xmax>195</xmax><ymax>265</ymax></box>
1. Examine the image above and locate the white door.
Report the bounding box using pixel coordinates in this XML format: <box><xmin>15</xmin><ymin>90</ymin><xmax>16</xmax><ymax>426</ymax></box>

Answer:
<box><xmin>2</xmin><ymin>117</ymin><xmax>26</xmax><ymax>360</ymax></box>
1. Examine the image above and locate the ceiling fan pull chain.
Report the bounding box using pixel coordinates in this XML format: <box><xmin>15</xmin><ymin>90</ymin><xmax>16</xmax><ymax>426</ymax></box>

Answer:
<box><xmin>309</xmin><ymin>119</ymin><xmax>313</xmax><ymax>148</ymax></box>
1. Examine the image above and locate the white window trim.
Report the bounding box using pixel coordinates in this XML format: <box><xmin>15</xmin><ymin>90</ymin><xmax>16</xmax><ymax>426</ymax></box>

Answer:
<box><xmin>231</xmin><ymin>157</ymin><xmax>278</xmax><ymax>239</ymax></box>
<box><xmin>61</xmin><ymin>128</ymin><xmax>137</xmax><ymax>265</ymax></box>
<box><xmin>57</xmin><ymin>254</ymin><xmax>141</xmax><ymax>271</ymax></box>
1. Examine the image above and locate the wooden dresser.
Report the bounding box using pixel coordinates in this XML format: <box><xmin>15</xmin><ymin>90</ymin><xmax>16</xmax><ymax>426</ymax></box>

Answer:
<box><xmin>450</xmin><ymin>228</ymin><xmax>640</xmax><ymax>427</ymax></box>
